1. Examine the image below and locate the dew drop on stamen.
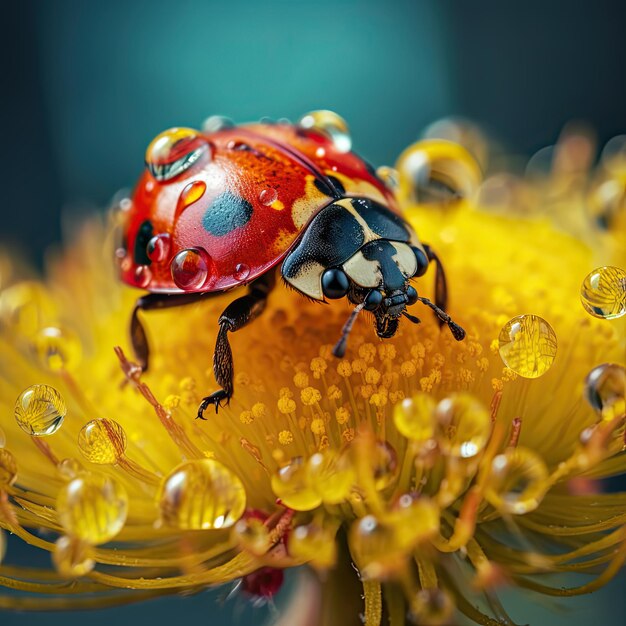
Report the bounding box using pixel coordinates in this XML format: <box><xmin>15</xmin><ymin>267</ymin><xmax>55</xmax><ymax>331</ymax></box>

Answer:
<box><xmin>270</xmin><ymin>457</ymin><xmax>322</xmax><ymax>511</ymax></box>
<box><xmin>56</xmin><ymin>474</ymin><xmax>128</xmax><ymax>545</ymax></box>
<box><xmin>14</xmin><ymin>384</ymin><xmax>66</xmax><ymax>437</ymax></box>
<box><xmin>233</xmin><ymin>516</ymin><xmax>271</xmax><ymax>556</ymax></box>
<box><xmin>498</xmin><ymin>314</ymin><xmax>557</xmax><ymax>378</ymax></box>
<box><xmin>34</xmin><ymin>326</ymin><xmax>82</xmax><ymax>372</ymax></box>
<box><xmin>158</xmin><ymin>459</ymin><xmax>246</xmax><ymax>530</ymax></box>
<box><xmin>0</xmin><ymin>449</ymin><xmax>17</xmax><ymax>487</ymax></box>
<box><xmin>146</xmin><ymin>233</ymin><xmax>171</xmax><ymax>263</ymax></box>
<box><xmin>171</xmin><ymin>248</ymin><xmax>211</xmax><ymax>290</ymax></box>
<box><xmin>259</xmin><ymin>188</ymin><xmax>278</xmax><ymax>206</ymax></box>
<box><xmin>53</xmin><ymin>535</ymin><xmax>95</xmax><ymax>578</ymax></box>
<box><xmin>584</xmin><ymin>363</ymin><xmax>626</xmax><ymax>421</ymax></box>
<box><xmin>393</xmin><ymin>393</ymin><xmax>436</xmax><ymax>443</ymax></box>
<box><xmin>484</xmin><ymin>446</ymin><xmax>549</xmax><ymax>514</ymax></box>
<box><xmin>288</xmin><ymin>522</ymin><xmax>337</xmax><ymax>569</ymax></box>
<box><xmin>233</xmin><ymin>263</ymin><xmax>250</xmax><ymax>282</ymax></box>
<box><xmin>78</xmin><ymin>418</ymin><xmax>127</xmax><ymax>465</ymax></box>
<box><xmin>410</xmin><ymin>588</ymin><xmax>454</xmax><ymax>626</ymax></box>
<box><xmin>306</xmin><ymin>449</ymin><xmax>355</xmax><ymax>504</ymax></box>
<box><xmin>580</xmin><ymin>266</ymin><xmax>626</xmax><ymax>319</ymax></box>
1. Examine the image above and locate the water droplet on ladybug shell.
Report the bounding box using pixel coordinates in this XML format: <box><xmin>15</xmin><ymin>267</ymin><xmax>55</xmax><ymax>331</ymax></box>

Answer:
<box><xmin>146</xmin><ymin>234</ymin><xmax>171</xmax><ymax>263</ymax></box>
<box><xmin>298</xmin><ymin>110</ymin><xmax>352</xmax><ymax>153</ymax></box>
<box><xmin>234</xmin><ymin>263</ymin><xmax>250</xmax><ymax>282</ymax></box>
<box><xmin>145</xmin><ymin>128</ymin><xmax>210</xmax><ymax>182</ymax></box>
<box><xmin>171</xmin><ymin>248</ymin><xmax>212</xmax><ymax>291</ymax></box>
<box><xmin>134</xmin><ymin>265</ymin><xmax>152</xmax><ymax>288</ymax></box>
<box><xmin>259</xmin><ymin>188</ymin><xmax>278</xmax><ymax>206</ymax></box>
<box><xmin>176</xmin><ymin>181</ymin><xmax>207</xmax><ymax>218</ymax></box>
<box><xmin>202</xmin><ymin>115</ymin><xmax>234</xmax><ymax>133</ymax></box>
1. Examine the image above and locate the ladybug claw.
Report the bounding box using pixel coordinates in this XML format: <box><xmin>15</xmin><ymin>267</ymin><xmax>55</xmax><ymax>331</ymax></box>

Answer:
<box><xmin>197</xmin><ymin>390</ymin><xmax>230</xmax><ymax>420</ymax></box>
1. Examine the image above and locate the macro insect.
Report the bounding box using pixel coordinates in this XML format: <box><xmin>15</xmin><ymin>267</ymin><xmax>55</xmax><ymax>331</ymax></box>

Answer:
<box><xmin>117</xmin><ymin>111</ymin><xmax>467</xmax><ymax>419</ymax></box>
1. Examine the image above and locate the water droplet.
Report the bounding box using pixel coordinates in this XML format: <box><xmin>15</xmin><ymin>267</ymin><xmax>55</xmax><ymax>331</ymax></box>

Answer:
<box><xmin>170</xmin><ymin>248</ymin><xmax>211</xmax><ymax>290</ymax></box>
<box><xmin>259</xmin><ymin>188</ymin><xmax>278</xmax><ymax>206</ymax></box>
<box><xmin>288</xmin><ymin>522</ymin><xmax>337</xmax><ymax>569</ymax></box>
<box><xmin>176</xmin><ymin>180</ymin><xmax>207</xmax><ymax>217</ymax></box>
<box><xmin>584</xmin><ymin>363</ymin><xmax>625</xmax><ymax>421</ymax></box>
<box><xmin>435</xmin><ymin>393</ymin><xmax>490</xmax><ymax>458</ymax></box>
<box><xmin>57</xmin><ymin>474</ymin><xmax>128</xmax><ymax>545</ymax></box>
<box><xmin>146</xmin><ymin>233</ymin><xmax>171</xmax><ymax>263</ymax></box>
<box><xmin>498</xmin><ymin>315</ymin><xmax>557</xmax><ymax>378</ymax></box>
<box><xmin>14</xmin><ymin>384</ymin><xmax>66</xmax><ymax>436</ymax></box>
<box><xmin>134</xmin><ymin>264</ymin><xmax>152</xmax><ymax>288</ymax></box>
<box><xmin>306</xmin><ymin>449</ymin><xmax>355</xmax><ymax>504</ymax></box>
<box><xmin>158</xmin><ymin>459</ymin><xmax>246</xmax><ymax>530</ymax></box>
<box><xmin>371</xmin><ymin>441</ymin><xmax>398</xmax><ymax>490</ymax></box>
<box><xmin>315</xmin><ymin>147</ymin><xmax>326</xmax><ymax>158</ymax></box>
<box><xmin>376</xmin><ymin>166</ymin><xmax>400</xmax><ymax>190</ymax></box>
<box><xmin>0</xmin><ymin>282</ymin><xmax>57</xmax><ymax>338</ymax></box>
<box><xmin>57</xmin><ymin>458</ymin><xmax>84</xmax><ymax>481</ymax></box>
<box><xmin>580</xmin><ymin>266</ymin><xmax>626</xmax><ymax>319</ymax></box>
<box><xmin>233</xmin><ymin>515</ymin><xmax>271</xmax><ymax>556</ymax></box>
<box><xmin>53</xmin><ymin>535</ymin><xmax>95</xmax><ymax>578</ymax></box>
<box><xmin>233</xmin><ymin>263</ymin><xmax>250</xmax><ymax>282</ymax></box>
<box><xmin>145</xmin><ymin>128</ymin><xmax>210</xmax><ymax>182</ymax></box>
<box><xmin>78</xmin><ymin>418</ymin><xmax>127</xmax><ymax>465</ymax></box>
<box><xmin>0</xmin><ymin>449</ymin><xmax>17</xmax><ymax>487</ymax></box>
<box><xmin>393</xmin><ymin>393</ymin><xmax>436</xmax><ymax>442</ymax></box>
<box><xmin>270</xmin><ymin>457</ymin><xmax>322</xmax><ymax>511</ymax></box>
<box><xmin>34</xmin><ymin>326</ymin><xmax>82</xmax><ymax>372</ymax></box>
<box><xmin>386</xmin><ymin>494</ymin><xmax>439</xmax><ymax>549</ymax></box>
<box><xmin>202</xmin><ymin>115</ymin><xmax>234</xmax><ymax>133</ymax></box>
<box><xmin>395</xmin><ymin>140</ymin><xmax>481</xmax><ymax>206</ymax></box>
<box><xmin>484</xmin><ymin>447</ymin><xmax>549</xmax><ymax>514</ymax></box>
<box><xmin>410</xmin><ymin>588</ymin><xmax>453</xmax><ymax>626</ymax></box>
<box><xmin>298</xmin><ymin>110</ymin><xmax>352</xmax><ymax>153</ymax></box>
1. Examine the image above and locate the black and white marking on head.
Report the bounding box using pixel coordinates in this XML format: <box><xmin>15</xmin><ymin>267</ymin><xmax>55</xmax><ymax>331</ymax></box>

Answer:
<box><xmin>202</xmin><ymin>192</ymin><xmax>253</xmax><ymax>236</ymax></box>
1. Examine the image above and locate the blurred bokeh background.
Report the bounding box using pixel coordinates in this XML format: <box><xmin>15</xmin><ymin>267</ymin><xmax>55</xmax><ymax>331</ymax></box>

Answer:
<box><xmin>2</xmin><ymin>0</ymin><xmax>625</xmax><ymax>624</ymax></box>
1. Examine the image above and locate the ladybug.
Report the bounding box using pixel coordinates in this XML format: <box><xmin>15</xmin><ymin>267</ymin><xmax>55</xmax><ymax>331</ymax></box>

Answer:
<box><xmin>118</xmin><ymin>111</ymin><xmax>465</xmax><ymax>419</ymax></box>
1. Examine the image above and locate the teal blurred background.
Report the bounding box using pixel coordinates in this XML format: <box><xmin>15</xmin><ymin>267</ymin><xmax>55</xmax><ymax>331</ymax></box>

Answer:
<box><xmin>2</xmin><ymin>0</ymin><xmax>625</xmax><ymax>623</ymax></box>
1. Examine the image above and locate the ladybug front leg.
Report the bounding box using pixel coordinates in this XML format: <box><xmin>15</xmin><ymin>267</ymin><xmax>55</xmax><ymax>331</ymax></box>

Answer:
<box><xmin>197</xmin><ymin>273</ymin><xmax>276</xmax><ymax>419</ymax></box>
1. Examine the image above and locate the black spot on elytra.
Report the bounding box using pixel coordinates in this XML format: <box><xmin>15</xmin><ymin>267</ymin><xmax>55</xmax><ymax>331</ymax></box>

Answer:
<box><xmin>134</xmin><ymin>220</ymin><xmax>153</xmax><ymax>265</ymax></box>
<box><xmin>313</xmin><ymin>175</ymin><xmax>345</xmax><ymax>200</ymax></box>
<box><xmin>202</xmin><ymin>192</ymin><xmax>253</xmax><ymax>236</ymax></box>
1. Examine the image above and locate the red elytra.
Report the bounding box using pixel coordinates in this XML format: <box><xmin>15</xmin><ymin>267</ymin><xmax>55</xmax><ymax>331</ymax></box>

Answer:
<box><xmin>119</xmin><ymin>122</ymin><xmax>397</xmax><ymax>294</ymax></box>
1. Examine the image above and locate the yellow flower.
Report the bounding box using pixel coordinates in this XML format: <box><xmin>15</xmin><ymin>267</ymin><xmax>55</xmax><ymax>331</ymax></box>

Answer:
<box><xmin>0</xmin><ymin>129</ymin><xmax>624</xmax><ymax>626</ymax></box>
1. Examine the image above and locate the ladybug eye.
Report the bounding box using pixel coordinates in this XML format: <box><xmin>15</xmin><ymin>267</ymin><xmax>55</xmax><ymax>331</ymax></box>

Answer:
<box><xmin>145</xmin><ymin>128</ymin><xmax>211</xmax><ymax>182</ymax></box>
<box><xmin>395</xmin><ymin>140</ymin><xmax>481</xmax><ymax>206</ymax></box>
<box><xmin>322</xmin><ymin>268</ymin><xmax>350</xmax><ymax>299</ymax></box>
<box><xmin>411</xmin><ymin>246</ymin><xmax>429</xmax><ymax>277</ymax></box>
<box><xmin>298</xmin><ymin>110</ymin><xmax>352</xmax><ymax>153</ymax></box>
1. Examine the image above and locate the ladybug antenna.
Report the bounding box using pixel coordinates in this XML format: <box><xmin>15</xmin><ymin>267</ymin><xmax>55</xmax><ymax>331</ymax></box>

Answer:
<box><xmin>416</xmin><ymin>296</ymin><xmax>466</xmax><ymax>341</ymax></box>
<box><xmin>332</xmin><ymin>303</ymin><xmax>365</xmax><ymax>358</ymax></box>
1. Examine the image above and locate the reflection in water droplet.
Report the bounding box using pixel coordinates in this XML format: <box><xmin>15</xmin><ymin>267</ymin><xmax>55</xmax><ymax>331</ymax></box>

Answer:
<box><xmin>259</xmin><ymin>188</ymin><xmax>278</xmax><ymax>206</ymax></box>
<box><xmin>393</xmin><ymin>393</ymin><xmax>436</xmax><ymax>442</ymax></box>
<box><xmin>176</xmin><ymin>180</ymin><xmax>207</xmax><ymax>217</ymax></box>
<box><xmin>146</xmin><ymin>233</ymin><xmax>171</xmax><ymax>263</ymax></box>
<box><xmin>57</xmin><ymin>474</ymin><xmax>128</xmax><ymax>545</ymax></box>
<box><xmin>53</xmin><ymin>535</ymin><xmax>95</xmax><ymax>578</ymax></box>
<box><xmin>298</xmin><ymin>110</ymin><xmax>352</xmax><ymax>153</ymax></box>
<box><xmin>158</xmin><ymin>459</ymin><xmax>246</xmax><ymax>530</ymax></box>
<box><xmin>580</xmin><ymin>266</ymin><xmax>626</xmax><ymax>319</ymax></box>
<box><xmin>78</xmin><ymin>418</ymin><xmax>127</xmax><ymax>465</ymax></box>
<box><xmin>498</xmin><ymin>314</ymin><xmax>557</xmax><ymax>378</ymax></box>
<box><xmin>14</xmin><ymin>384</ymin><xmax>66</xmax><ymax>436</ymax></box>
<box><xmin>134</xmin><ymin>265</ymin><xmax>152</xmax><ymax>288</ymax></box>
<box><xmin>584</xmin><ymin>363</ymin><xmax>626</xmax><ymax>421</ymax></box>
<box><xmin>170</xmin><ymin>248</ymin><xmax>211</xmax><ymax>290</ymax></box>
<box><xmin>145</xmin><ymin>128</ymin><xmax>210</xmax><ymax>182</ymax></box>
<box><xmin>271</xmin><ymin>457</ymin><xmax>322</xmax><ymax>511</ymax></box>
<box><xmin>484</xmin><ymin>447</ymin><xmax>549</xmax><ymax>514</ymax></box>
<box><xmin>34</xmin><ymin>326</ymin><xmax>82</xmax><ymax>372</ymax></box>
<box><xmin>233</xmin><ymin>263</ymin><xmax>250</xmax><ymax>282</ymax></box>
<box><xmin>306</xmin><ymin>449</ymin><xmax>355</xmax><ymax>504</ymax></box>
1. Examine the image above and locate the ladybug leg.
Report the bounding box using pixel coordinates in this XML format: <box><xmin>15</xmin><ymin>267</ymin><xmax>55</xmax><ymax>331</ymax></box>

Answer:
<box><xmin>197</xmin><ymin>273</ymin><xmax>276</xmax><ymax>420</ymax></box>
<box><xmin>422</xmin><ymin>243</ymin><xmax>448</xmax><ymax>315</ymax></box>
<box><xmin>130</xmin><ymin>292</ymin><xmax>214</xmax><ymax>371</ymax></box>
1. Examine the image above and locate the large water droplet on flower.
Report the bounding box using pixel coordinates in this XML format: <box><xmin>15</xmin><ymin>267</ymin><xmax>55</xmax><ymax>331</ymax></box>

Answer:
<box><xmin>14</xmin><ymin>384</ymin><xmax>66</xmax><ymax>436</ymax></box>
<box><xmin>288</xmin><ymin>522</ymin><xmax>337</xmax><ymax>569</ymax></box>
<box><xmin>298</xmin><ymin>110</ymin><xmax>352</xmax><ymax>153</ymax></box>
<box><xmin>53</xmin><ymin>536</ymin><xmax>95</xmax><ymax>578</ymax></box>
<box><xmin>0</xmin><ymin>449</ymin><xmax>17</xmax><ymax>487</ymax></box>
<box><xmin>146</xmin><ymin>233</ymin><xmax>171</xmax><ymax>263</ymax></box>
<box><xmin>145</xmin><ymin>128</ymin><xmax>210</xmax><ymax>182</ymax></box>
<box><xmin>233</xmin><ymin>263</ymin><xmax>250</xmax><ymax>282</ymax></box>
<box><xmin>410</xmin><ymin>588</ymin><xmax>454</xmax><ymax>626</ymax></box>
<box><xmin>158</xmin><ymin>459</ymin><xmax>246</xmax><ymax>530</ymax></box>
<box><xmin>393</xmin><ymin>393</ymin><xmax>436</xmax><ymax>442</ymax></box>
<box><xmin>498</xmin><ymin>314</ymin><xmax>557</xmax><ymax>378</ymax></box>
<box><xmin>57</xmin><ymin>474</ymin><xmax>128</xmax><ymax>545</ymax></box>
<box><xmin>78</xmin><ymin>418</ymin><xmax>127</xmax><ymax>465</ymax></box>
<box><xmin>484</xmin><ymin>447</ymin><xmax>549</xmax><ymax>514</ymax></box>
<box><xmin>584</xmin><ymin>363</ymin><xmax>626</xmax><ymax>421</ymax></box>
<box><xmin>176</xmin><ymin>180</ymin><xmax>207</xmax><ymax>218</ymax></box>
<box><xmin>435</xmin><ymin>393</ymin><xmax>490</xmax><ymax>458</ymax></box>
<box><xmin>34</xmin><ymin>326</ymin><xmax>82</xmax><ymax>371</ymax></box>
<box><xmin>270</xmin><ymin>457</ymin><xmax>322</xmax><ymax>511</ymax></box>
<box><xmin>170</xmin><ymin>248</ymin><xmax>212</xmax><ymax>290</ymax></box>
<box><xmin>306</xmin><ymin>449</ymin><xmax>355</xmax><ymax>504</ymax></box>
<box><xmin>580</xmin><ymin>266</ymin><xmax>626</xmax><ymax>319</ymax></box>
